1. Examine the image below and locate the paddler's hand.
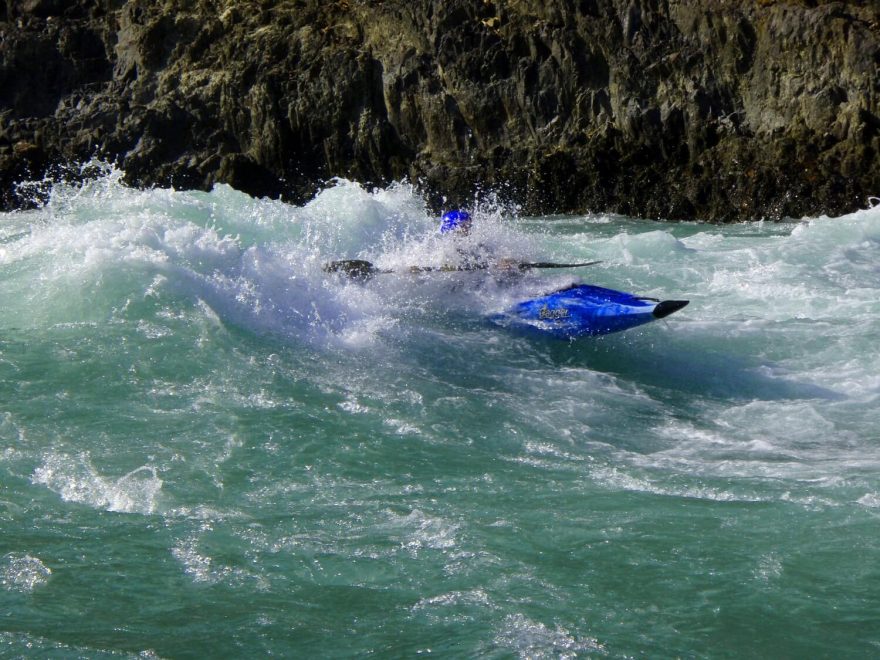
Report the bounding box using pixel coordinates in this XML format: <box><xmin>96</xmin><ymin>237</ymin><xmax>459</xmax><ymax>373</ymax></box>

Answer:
<box><xmin>408</xmin><ymin>265</ymin><xmax>458</xmax><ymax>273</ymax></box>
<box><xmin>494</xmin><ymin>258</ymin><xmax>520</xmax><ymax>271</ymax></box>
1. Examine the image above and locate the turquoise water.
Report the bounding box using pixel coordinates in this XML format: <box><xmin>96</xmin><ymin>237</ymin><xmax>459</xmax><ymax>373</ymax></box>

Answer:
<box><xmin>2</xmin><ymin>168</ymin><xmax>879</xmax><ymax>657</ymax></box>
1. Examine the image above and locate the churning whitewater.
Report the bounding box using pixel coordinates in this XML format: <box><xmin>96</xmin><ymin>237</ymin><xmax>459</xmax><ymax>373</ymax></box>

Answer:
<box><xmin>1</xmin><ymin>167</ymin><xmax>879</xmax><ymax>657</ymax></box>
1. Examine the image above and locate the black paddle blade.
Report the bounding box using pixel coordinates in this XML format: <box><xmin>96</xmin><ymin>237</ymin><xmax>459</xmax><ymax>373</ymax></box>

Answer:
<box><xmin>323</xmin><ymin>259</ymin><xmax>379</xmax><ymax>281</ymax></box>
<box><xmin>652</xmin><ymin>300</ymin><xmax>689</xmax><ymax>319</ymax></box>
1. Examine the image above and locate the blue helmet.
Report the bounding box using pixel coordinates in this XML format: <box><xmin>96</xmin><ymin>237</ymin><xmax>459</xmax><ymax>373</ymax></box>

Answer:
<box><xmin>439</xmin><ymin>210</ymin><xmax>472</xmax><ymax>234</ymax></box>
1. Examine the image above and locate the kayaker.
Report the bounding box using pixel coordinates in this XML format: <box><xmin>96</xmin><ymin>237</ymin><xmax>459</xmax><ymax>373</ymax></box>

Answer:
<box><xmin>439</xmin><ymin>209</ymin><xmax>474</xmax><ymax>236</ymax></box>
<box><xmin>434</xmin><ymin>209</ymin><xmax>518</xmax><ymax>274</ymax></box>
<box><xmin>438</xmin><ymin>209</ymin><xmax>488</xmax><ymax>269</ymax></box>
<box><xmin>323</xmin><ymin>209</ymin><xmax>602</xmax><ymax>281</ymax></box>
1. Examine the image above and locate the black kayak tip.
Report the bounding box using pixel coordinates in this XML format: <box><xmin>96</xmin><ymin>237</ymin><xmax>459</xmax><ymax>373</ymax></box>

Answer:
<box><xmin>653</xmin><ymin>300</ymin><xmax>689</xmax><ymax>319</ymax></box>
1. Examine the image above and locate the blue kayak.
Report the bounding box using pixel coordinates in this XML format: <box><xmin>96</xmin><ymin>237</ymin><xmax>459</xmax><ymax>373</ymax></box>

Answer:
<box><xmin>490</xmin><ymin>284</ymin><xmax>689</xmax><ymax>338</ymax></box>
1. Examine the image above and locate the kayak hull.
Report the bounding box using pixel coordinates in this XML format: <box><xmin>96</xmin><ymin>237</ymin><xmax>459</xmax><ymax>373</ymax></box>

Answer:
<box><xmin>490</xmin><ymin>284</ymin><xmax>688</xmax><ymax>339</ymax></box>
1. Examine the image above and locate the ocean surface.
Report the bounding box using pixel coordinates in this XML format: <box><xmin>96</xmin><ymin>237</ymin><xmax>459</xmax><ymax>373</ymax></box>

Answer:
<box><xmin>1</xmin><ymin>166</ymin><xmax>879</xmax><ymax>658</ymax></box>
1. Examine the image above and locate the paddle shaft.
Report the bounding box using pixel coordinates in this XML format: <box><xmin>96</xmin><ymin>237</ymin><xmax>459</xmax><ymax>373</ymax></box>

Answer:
<box><xmin>517</xmin><ymin>261</ymin><xmax>602</xmax><ymax>270</ymax></box>
<box><xmin>323</xmin><ymin>259</ymin><xmax>601</xmax><ymax>280</ymax></box>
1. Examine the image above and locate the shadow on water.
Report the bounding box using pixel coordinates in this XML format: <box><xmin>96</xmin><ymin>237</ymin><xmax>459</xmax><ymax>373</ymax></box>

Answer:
<box><xmin>523</xmin><ymin>328</ymin><xmax>846</xmax><ymax>404</ymax></box>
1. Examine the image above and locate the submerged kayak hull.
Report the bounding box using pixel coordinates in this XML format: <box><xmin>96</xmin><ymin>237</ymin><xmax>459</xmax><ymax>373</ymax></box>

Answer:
<box><xmin>490</xmin><ymin>284</ymin><xmax>688</xmax><ymax>339</ymax></box>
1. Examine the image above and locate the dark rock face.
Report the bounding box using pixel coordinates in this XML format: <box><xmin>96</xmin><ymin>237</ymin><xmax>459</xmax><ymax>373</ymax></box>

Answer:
<box><xmin>1</xmin><ymin>0</ymin><xmax>878</xmax><ymax>221</ymax></box>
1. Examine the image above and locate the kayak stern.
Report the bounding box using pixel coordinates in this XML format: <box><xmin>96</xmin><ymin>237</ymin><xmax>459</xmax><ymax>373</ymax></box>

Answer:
<box><xmin>652</xmin><ymin>300</ymin><xmax>689</xmax><ymax>319</ymax></box>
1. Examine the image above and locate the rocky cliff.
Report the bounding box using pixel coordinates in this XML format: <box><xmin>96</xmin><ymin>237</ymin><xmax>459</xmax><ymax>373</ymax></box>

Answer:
<box><xmin>1</xmin><ymin>0</ymin><xmax>878</xmax><ymax>221</ymax></box>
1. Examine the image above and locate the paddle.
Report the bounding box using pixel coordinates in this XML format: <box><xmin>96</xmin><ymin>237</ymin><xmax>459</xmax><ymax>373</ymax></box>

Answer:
<box><xmin>323</xmin><ymin>259</ymin><xmax>602</xmax><ymax>281</ymax></box>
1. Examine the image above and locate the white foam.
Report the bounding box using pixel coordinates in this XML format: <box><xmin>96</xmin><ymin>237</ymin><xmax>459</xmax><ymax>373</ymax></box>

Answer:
<box><xmin>170</xmin><ymin>532</ymin><xmax>215</xmax><ymax>583</ymax></box>
<box><xmin>0</xmin><ymin>553</ymin><xmax>51</xmax><ymax>592</ymax></box>
<box><xmin>32</xmin><ymin>453</ymin><xmax>162</xmax><ymax>514</ymax></box>
<box><xmin>613</xmin><ymin>229</ymin><xmax>695</xmax><ymax>265</ymax></box>
<box><xmin>494</xmin><ymin>613</ymin><xmax>604</xmax><ymax>658</ymax></box>
<box><xmin>636</xmin><ymin>405</ymin><xmax>877</xmax><ymax>488</ymax></box>
<box><xmin>171</xmin><ymin>527</ymin><xmax>270</xmax><ymax>590</ymax></box>
<box><xmin>385</xmin><ymin>508</ymin><xmax>459</xmax><ymax>555</ymax></box>
<box><xmin>753</xmin><ymin>553</ymin><xmax>784</xmax><ymax>583</ymax></box>
<box><xmin>413</xmin><ymin>589</ymin><xmax>494</xmax><ymax>611</ymax></box>
<box><xmin>591</xmin><ymin>466</ymin><xmax>763</xmax><ymax>503</ymax></box>
<box><xmin>857</xmin><ymin>493</ymin><xmax>880</xmax><ymax>509</ymax></box>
